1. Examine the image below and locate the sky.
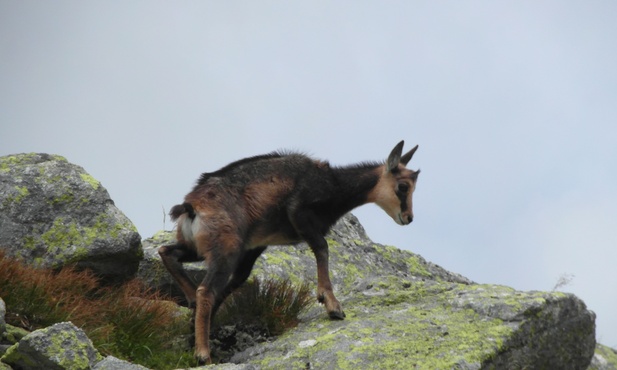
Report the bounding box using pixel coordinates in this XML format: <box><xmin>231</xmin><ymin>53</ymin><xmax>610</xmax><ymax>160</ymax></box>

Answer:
<box><xmin>1</xmin><ymin>1</ymin><xmax>616</xmax><ymax>348</ymax></box>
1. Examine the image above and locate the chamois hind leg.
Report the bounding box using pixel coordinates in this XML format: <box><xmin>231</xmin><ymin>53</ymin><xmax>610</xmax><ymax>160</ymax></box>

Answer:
<box><xmin>193</xmin><ymin>236</ymin><xmax>242</xmax><ymax>365</ymax></box>
<box><xmin>158</xmin><ymin>243</ymin><xmax>202</xmax><ymax>307</ymax></box>
<box><xmin>211</xmin><ymin>246</ymin><xmax>267</xmax><ymax>321</ymax></box>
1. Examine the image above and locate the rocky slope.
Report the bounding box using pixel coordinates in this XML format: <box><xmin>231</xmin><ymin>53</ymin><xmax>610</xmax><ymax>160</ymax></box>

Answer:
<box><xmin>0</xmin><ymin>153</ymin><xmax>614</xmax><ymax>369</ymax></box>
<box><xmin>140</xmin><ymin>214</ymin><xmax>599</xmax><ymax>369</ymax></box>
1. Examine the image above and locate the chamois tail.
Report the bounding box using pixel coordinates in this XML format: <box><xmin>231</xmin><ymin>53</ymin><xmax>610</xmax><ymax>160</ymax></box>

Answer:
<box><xmin>169</xmin><ymin>202</ymin><xmax>196</xmax><ymax>221</ymax></box>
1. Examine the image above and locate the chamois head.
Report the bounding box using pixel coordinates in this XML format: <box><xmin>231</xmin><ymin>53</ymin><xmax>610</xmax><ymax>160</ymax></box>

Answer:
<box><xmin>370</xmin><ymin>140</ymin><xmax>420</xmax><ymax>226</ymax></box>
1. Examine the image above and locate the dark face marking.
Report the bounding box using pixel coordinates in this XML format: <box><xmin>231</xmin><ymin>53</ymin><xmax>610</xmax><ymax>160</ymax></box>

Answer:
<box><xmin>396</xmin><ymin>182</ymin><xmax>410</xmax><ymax>212</ymax></box>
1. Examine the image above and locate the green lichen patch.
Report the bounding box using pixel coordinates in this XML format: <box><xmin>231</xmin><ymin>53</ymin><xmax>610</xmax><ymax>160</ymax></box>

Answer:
<box><xmin>0</xmin><ymin>153</ymin><xmax>67</xmax><ymax>172</ymax></box>
<box><xmin>590</xmin><ymin>344</ymin><xmax>617</xmax><ymax>370</ymax></box>
<box><xmin>2</xmin><ymin>324</ymin><xmax>30</xmax><ymax>345</ymax></box>
<box><xmin>16</xmin><ymin>212</ymin><xmax>139</xmax><ymax>269</ymax></box>
<box><xmin>79</xmin><ymin>173</ymin><xmax>100</xmax><ymax>190</ymax></box>
<box><xmin>1</xmin><ymin>186</ymin><xmax>30</xmax><ymax>207</ymax></box>
<box><xmin>252</xmin><ymin>281</ymin><xmax>514</xmax><ymax>369</ymax></box>
<box><xmin>1</xmin><ymin>322</ymin><xmax>102</xmax><ymax>370</ymax></box>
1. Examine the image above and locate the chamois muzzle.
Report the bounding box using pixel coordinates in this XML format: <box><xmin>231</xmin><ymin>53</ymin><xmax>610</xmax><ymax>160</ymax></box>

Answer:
<box><xmin>398</xmin><ymin>213</ymin><xmax>413</xmax><ymax>225</ymax></box>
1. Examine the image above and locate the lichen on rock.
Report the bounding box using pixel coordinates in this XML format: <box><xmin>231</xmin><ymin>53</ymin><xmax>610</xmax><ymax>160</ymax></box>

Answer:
<box><xmin>138</xmin><ymin>214</ymin><xmax>597</xmax><ymax>369</ymax></box>
<box><xmin>0</xmin><ymin>153</ymin><xmax>142</xmax><ymax>283</ymax></box>
<box><xmin>1</xmin><ymin>322</ymin><xmax>102</xmax><ymax>370</ymax></box>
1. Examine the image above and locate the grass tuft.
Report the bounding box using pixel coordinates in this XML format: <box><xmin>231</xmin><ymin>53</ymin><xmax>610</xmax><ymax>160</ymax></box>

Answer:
<box><xmin>214</xmin><ymin>278</ymin><xmax>314</xmax><ymax>337</ymax></box>
<box><xmin>0</xmin><ymin>250</ymin><xmax>198</xmax><ymax>369</ymax></box>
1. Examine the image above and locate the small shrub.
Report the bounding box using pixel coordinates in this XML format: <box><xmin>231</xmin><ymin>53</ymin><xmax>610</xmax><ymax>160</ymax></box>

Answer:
<box><xmin>214</xmin><ymin>278</ymin><xmax>314</xmax><ymax>337</ymax></box>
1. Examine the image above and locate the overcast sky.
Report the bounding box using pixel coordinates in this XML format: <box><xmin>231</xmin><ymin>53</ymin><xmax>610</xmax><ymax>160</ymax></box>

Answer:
<box><xmin>1</xmin><ymin>1</ymin><xmax>616</xmax><ymax>348</ymax></box>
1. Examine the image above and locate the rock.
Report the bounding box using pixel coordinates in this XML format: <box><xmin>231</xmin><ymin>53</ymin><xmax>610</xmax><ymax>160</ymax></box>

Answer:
<box><xmin>0</xmin><ymin>153</ymin><xmax>142</xmax><ymax>283</ymax></box>
<box><xmin>0</xmin><ymin>298</ymin><xmax>5</xmax><ymax>340</ymax></box>
<box><xmin>1</xmin><ymin>321</ymin><xmax>102</xmax><ymax>370</ymax></box>
<box><xmin>3</xmin><ymin>324</ymin><xmax>29</xmax><ymax>345</ymax></box>
<box><xmin>229</xmin><ymin>278</ymin><xmax>595</xmax><ymax>369</ymax></box>
<box><xmin>590</xmin><ymin>344</ymin><xmax>617</xmax><ymax>370</ymax></box>
<box><xmin>92</xmin><ymin>355</ymin><xmax>150</xmax><ymax>370</ymax></box>
<box><xmin>142</xmin><ymin>213</ymin><xmax>596</xmax><ymax>368</ymax></box>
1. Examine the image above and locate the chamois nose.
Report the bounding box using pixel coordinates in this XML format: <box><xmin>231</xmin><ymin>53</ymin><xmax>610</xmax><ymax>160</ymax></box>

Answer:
<box><xmin>399</xmin><ymin>214</ymin><xmax>413</xmax><ymax>225</ymax></box>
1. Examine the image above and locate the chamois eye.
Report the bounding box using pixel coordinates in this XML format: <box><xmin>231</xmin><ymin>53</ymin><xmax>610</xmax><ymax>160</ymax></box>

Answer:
<box><xmin>398</xmin><ymin>183</ymin><xmax>409</xmax><ymax>193</ymax></box>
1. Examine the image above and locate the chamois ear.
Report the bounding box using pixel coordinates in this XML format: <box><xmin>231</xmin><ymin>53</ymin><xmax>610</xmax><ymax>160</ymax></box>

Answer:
<box><xmin>387</xmin><ymin>140</ymin><xmax>405</xmax><ymax>172</ymax></box>
<box><xmin>400</xmin><ymin>145</ymin><xmax>418</xmax><ymax>166</ymax></box>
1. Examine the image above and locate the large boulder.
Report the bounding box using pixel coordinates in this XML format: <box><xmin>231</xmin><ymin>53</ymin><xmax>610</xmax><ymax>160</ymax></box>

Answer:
<box><xmin>230</xmin><ymin>281</ymin><xmax>595</xmax><ymax>369</ymax></box>
<box><xmin>0</xmin><ymin>153</ymin><xmax>142</xmax><ymax>282</ymax></box>
<box><xmin>1</xmin><ymin>322</ymin><xmax>102</xmax><ymax>370</ymax></box>
<box><xmin>223</xmin><ymin>217</ymin><xmax>596</xmax><ymax>369</ymax></box>
<box><xmin>140</xmin><ymin>214</ymin><xmax>597</xmax><ymax>369</ymax></box>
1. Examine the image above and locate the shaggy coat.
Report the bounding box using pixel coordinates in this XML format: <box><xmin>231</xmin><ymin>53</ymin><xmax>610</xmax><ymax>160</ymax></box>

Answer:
<box><xmin>159</xmin><ymin>141</ymin><xmax>420</xmax><ymax>364</ymax></box>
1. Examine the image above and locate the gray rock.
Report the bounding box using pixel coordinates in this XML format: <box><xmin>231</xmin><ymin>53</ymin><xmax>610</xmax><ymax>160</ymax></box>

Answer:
<box><xmin>0</xmin><ymin>153</ymin><xmax>142</xmax><ymax>283</ymax></box>
<box><xmin>0</xmin><ymin>298</ymin><xmax>5</xmax><ymax>340</ymax></box>
<box><xmin>141</xmin><ymin>213</ymin><xmax>596</xmax><ymax>368</ymax></box>
<box><xmin>1</xmin><ymin>321</ymin><xmax>102</xmax><ymax>370</ymax></box>
<box><xmin>589</xmin><ymin>344</ymin><xmax>617</xmax><ymax>370</ymax></box>
<box><xmin>2</xmin><ymin>324</ymin><xmax>29</xmax><ymax>345</ymax></box>
<box><xmin>229</xmin><ymin>277</ymin><xmax>595</xmax><ymax>369</ymax></box>
<box><xmin>205</xmin><ymin>364</ymin><xmax>259</xmax><ymax>370</ymax></box>
<box><xmin>93</xmin><ymin>355</ymin><xmax>150</xmax><ymax>370</ymax></box>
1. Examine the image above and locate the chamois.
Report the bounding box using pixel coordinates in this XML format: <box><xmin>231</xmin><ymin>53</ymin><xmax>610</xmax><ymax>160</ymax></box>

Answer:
<box><xmin>158</xmin><ymin>140</ymin><xmax>420</xmax><ymax>364</ymax></box>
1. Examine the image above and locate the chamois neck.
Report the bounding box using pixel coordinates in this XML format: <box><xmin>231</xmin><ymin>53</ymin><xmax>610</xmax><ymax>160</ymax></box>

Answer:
<box><xmin>330</xmin><ymin>163</ymin><xmax>382</xmax><ymax>214</ymax></box>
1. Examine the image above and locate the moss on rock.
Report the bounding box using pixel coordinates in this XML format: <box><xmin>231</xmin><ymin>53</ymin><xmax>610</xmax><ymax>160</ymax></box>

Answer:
<box><xmin>0</xmin><ymin>153</ymin><xmax>142</xmax><ymax>283</ymax></box>
<box><xmin>1</xmin><ymin>322</ymin><xmax>102</xmax><ymax>370</ymax></box>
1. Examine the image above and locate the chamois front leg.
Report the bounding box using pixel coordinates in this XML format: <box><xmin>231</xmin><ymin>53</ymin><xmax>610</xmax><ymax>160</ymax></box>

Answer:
<box><xmin>307</xmin><ymin>235</ymin><xmax>346</xmax><ymax>320</ymax></box>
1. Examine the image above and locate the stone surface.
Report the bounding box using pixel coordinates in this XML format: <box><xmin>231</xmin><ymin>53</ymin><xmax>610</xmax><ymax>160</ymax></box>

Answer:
<box><xmin>141</xmin><ymin>214</ymin><xmax>597</xmax><ymax>369</ymax></box>
<box><xmin>227</xmin><ymin>277</ymin><xmax>595</xmax><ymax>369</ymax></box>
<box><xmin>92</xmin><ymin>355</ymin><xmax>150</xmax><ymax>370</ymax></box>
<box><xmin>0</xmin><ymin>298</ymin><xmax>5</xmax><ymax>341</ymax></box>
<box><xmin>590</xmin><ymin>344</ymin><xmax>617</xmax><ymax>370</ymax></box>
<box><xmin>0</xmin><ymin>153</ymin><xmax>142</xmax><ymax>282</ymax></box>
<box><xmin>1</xmin><ymin>321</ymin><xmax>102</xmax><ymax>370</ymax></box>
<box><xmin>2</xmin><ymin>324</ymin><xmax>29</xmax><ymax>345</ymax></box>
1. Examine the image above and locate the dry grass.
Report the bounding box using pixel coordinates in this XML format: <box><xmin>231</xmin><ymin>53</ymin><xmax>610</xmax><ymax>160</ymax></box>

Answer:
<box><xmin>0</xmin><ymin>250</ymin><xmax>314</xmax><ymax>368</ymax></box>
<box><xmin>0</xmin><ymin>250</ymin><xmax>197</xmax><ymax>369</ymax></box>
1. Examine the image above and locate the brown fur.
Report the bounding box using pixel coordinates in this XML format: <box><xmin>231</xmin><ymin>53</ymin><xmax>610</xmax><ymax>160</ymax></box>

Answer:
<box><xmin>158</xmin><ymin>141</ymin><xmax>419</xmax><ymax>364</ymax></box>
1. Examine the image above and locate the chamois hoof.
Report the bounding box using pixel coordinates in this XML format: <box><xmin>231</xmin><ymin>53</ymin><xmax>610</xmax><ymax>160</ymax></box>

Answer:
<box><xmin>328</xmin><ymin>310</ymin><xmax>346</xmax><ymax>320</ymax></box>
<box><xmin>195</xmin><ymin>352</ymin><xmax>212</xmax><ymax>366</ymax></box>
